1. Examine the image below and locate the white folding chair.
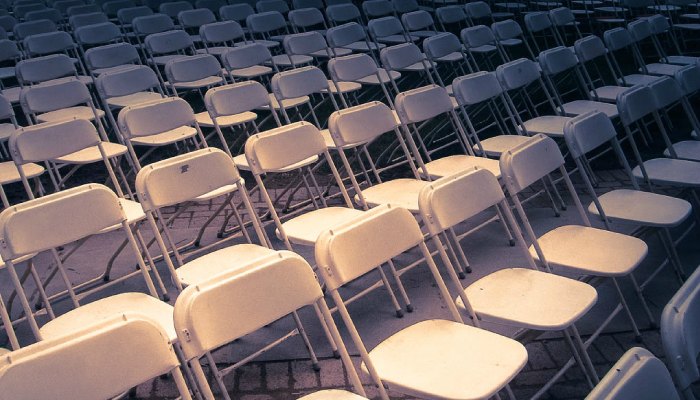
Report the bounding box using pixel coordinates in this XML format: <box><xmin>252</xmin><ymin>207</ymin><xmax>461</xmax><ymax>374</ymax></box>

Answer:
<box><xmin>221</xmin><ymin>42</ymin><xmax>278</xmax><ymax>82</ymax></box>
<box><xmin>177</xmin><ymin>7</ymin><xmax>215</xmax><ymax>43</ymax></box>
<box><xmin>326</xmin><ymin>21</ymin><xmax>385</xmax><ymax>56</ymax></box>
<box><xmin>164</xmin><ymin>53</ymin><xmax>226</xmax><ymax>98</ymax></box>
<box><xmin>401</xmin><ymin>10</ymin><xmax>439</xmax><ymax>38</ymax></box>
<box><xmin>586</xmin><ymin>347</ymin><xmax>680</xmax><ymax>400</ymax></box>
<box><xmin>573</xmin><ymin>35</ymin><xmax>629</xmax><ymax>103</ymax></box>
<box><xmin>325</xmin><ymin>3</ymin><xmax>363</xmax><ymax>27</ymax></box>
<box><xmin>603</xmin><ymin>27</ymin><xmax>662</xmax><ymax>86</ymax></box>
<box><xmin>19</xmin><ymin>78</ymin><xmax>106</xmax><ymax>126</ymax></box>
<box><xmin>501</xmin><ymin>134</ymin><xmax>651</xmax><ymax>340</ymax></box>
<box><xmin>144</xmin><ymin>29</ymin><xmax>196</xmax><ymax>84</ymax></box>
<box><xmin>422</xmin><ymin>32</ymin><xmax>476</xmax><ymax>85</ymax></box>
<box><xmin>174</xmin><ymin>250</ymin><xmax>364</xmax><ymax>400</ymax></box>
<box><xmin>460</xmin><ymin>24</ymin><xmax>508</xmax><ymax>70</ymax></box>
<box><xmin>327</xmin><ymin>53</ymin><xmax>399</xmax><ymax>108</ymax></box>
<box><xmin>492</xmin><ymin>19</ymin><xmax>535</xmax><ymax>59</ymax></box>
<box><xmin>368</xmin><ymin>16</ymin><xmax>418</xmax><ymax>45</ymax></box>
<box><xmin>84</xmin><ymin>42</ymin><xmax>141</xmax><ymax>77</ymax></box>
<box><xmin>315</xmin><ymin>204</ymin><xmax>528</xmax><ymax>400</ymax></box>
<box><xmin>363</xmin><ymin>0</ymin><xmax>396</xmax><ymax>20</ymax></box>
<box><xmin>15</xmin><ymin>54</ymin><xmax>92</xmax><ymax>88</ymax></box>
<box><xmin>0</xmin><ymin>314</ymin><xmax>192</xmax><ymax>400</ymax></box>
<box><xmin>197</xmin><ymin>20</ymin><xmax>248</xmax><ymax>57</ymax></box>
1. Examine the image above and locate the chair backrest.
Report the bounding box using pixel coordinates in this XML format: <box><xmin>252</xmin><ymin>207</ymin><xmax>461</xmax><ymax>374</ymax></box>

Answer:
<box><xmin>136</xmin><ymin>148</ymin><xmax>242</xmax><ymax>210</ymax></box>
<box><xmin>102</xmin><ymin>0</ymin><xmax>136</xmax><ymax>17</ymax></box>
<box><xmin>616</xmin><ymin>84</ymin><xmax>656</xmax><ymax>126</ymax></box>
<box><xmin>423</xmin><ymin>32</ymin><xmax>461</xmax><ymax>60</ymax></box>
<box><xmin>648</xmin><ymin>14</ymin><xmax>671</xmax><ymax>35</ymax></box>
<box><xmin>24</xmin><ymin>31</ymin><xmax>75</xmax><ymax>57</ymax></box>
<box><xmin>118</xmin><ymin>97</ymin><xmax>195</xmax><ymax>138</ymax></box>
<box><xmin>0</xmin><ymin>95</ymin><xmax>13</xmax><ymax>121</ymax></box>
<box><xmin>199</xmin><ymin>20</ymin><xmax>245</xmax><ymax>44</ymax></box>
<box><xmin>465</xmin><ymin>1</ymin><xmax>492</xmax><ymax>20</ymax></box>
<box><xmin>393</xmin><ymin>0</ymin><xmax>419</xmax><ymax>14</ymax></box>
<box><xmin>328</xmin><ymin>53</ymin><xmax>378</xmax><ymax>82</ymax></box>
<box><xmin>328</xmin><ymin>101</ymin><xmax>398</xmax><ymax>148</ymax></box>
<box><xmin>0</xmin><ymin>15</ymin><xmax>16</xmax><ymax>33</ymax></box>
<box><xmin>603</xmin><ymin>27</ymin><xmax>634</xmax><ymax>51</ymax></box>
<box><xmin>0</xmin><ymin>184</ymin><xmax>124</xmax><ymax>260</ymax></box>
<box><xmin>271</xmin><ymin>65</ymin><xmax>329</xmax><ymax>100</ymax></box>
<box><xmin>461</xmin><ymin>25</ymin><xmax>496</xmax><ymax>48</ymax></box>
<box><xmin>538</xmin><ymin>45</ymin><xmax>578</xmax><ymax>76</ymax></box>
<box><xmin>221</xmin><ymin>43</ymin><xmax>272</xmax><ymax>69</ymax></box>
<box><xmin>96</xmin><ymin>64</ymin><xmax>161</xmax><ymax>98</ymax></box>
<box><xmin>500</xmin><ymin>134</ymin><xmax>564</xmax><ymax>194</ymax></box>
<box><xmin>20</xmin><ymin>79</ymin><xmax>92</xmax><ymax>114</ymax></box>
<box><xmin>496</xmin><ymin>58</ymin><xmax>541</xmax><ymax>90</ymax></box>
<box><xmin>492</xmin><ymin>19</ymin><xmax>523</xmax><ymax>40</ymax></box>
<box><xmin>315</xmin><ymin>205</ymin><xmax>423</xmax><ymax>291</ymax></box>
<box><xmin>159</xmin><ymin>1</ymin><xmax>192</xmax><ymax>19</ymax></box>
<box><xmin>85</xmin><ymin>42</ymin><xmax>139</xmax><ymax>70</ymax></box>
<box><xmin>174</xmin><ymin>250</ymin><xmax>323</xmax><ymax>360</ymax></box>
<box><xmin>69</xmin><ymin>11</ymin><xmax>109</xmax><ymax>29</ymax></box>
<box><xmin>586</xmin><ymin>347</ymin><xmax>680</xmax><ymax>400</ymax></box>
<box><xmin>368</xmin><ymin>16</ymin><xmax>404</xmax><ymax>39</ymax></box>
<box><xmin>563</xmin><ymin>110</ymin><xmax>617</xmax><ymax>159</ymax></box>
<box><xmin>219</xmin><ymin>3</ymin><xmax>254</xmax><ymax>23</ymax></box>
<box><xmin>435</xmin><ymin>5</ymin><xmax>467</xmax><ymax>25</ymax></box>
<box><xmin>0</xmin><ymin>314</ymin><xmax>181</xmax><ymax>400</ymax></box>
<box><xmin>648</xmin><ymin>75</ymin><xmax>684</xmax><ymax>110</ymax></box>
<box><xmin>326</xmin><ymin>21</ymin><xmax>364</xmax><ymax>48</ymax></box>
<box><xmin>16</xmin><ymin>54</ymin><xmax>76</xmax><ymax>84</ymax></box>
<box><xmin>325</xmin><ymin>3</ymin><xmax>361</xmax><ymax>24</ymax></box>
<box><xmin>452</xmin><ymin>71</ymin><xmax>503</xmax><ymax>106</ymax></box>
<box><xmin>395</xmin><ymin>84</ymin><xmax>453</xmax><ymax>124</ymax></box>
<box><xmin>627</xmin><ymin>18</ymin><xmax>653</xmax><ymax>42</ymax></box>
<box><xmin>178</xmin><ymin>8</ymin><xmax>215</xmax><ymax>28</ymax></box>
<box><xmin>67</xmin><ymin>4</ymin><xmax>101</xmax><ymax>16</ymax></box>
<box><xmin>675</xmin><ymin>63</ymin><xmax>700</xmax><ymax>96</ymax></box>
<box><xmin>74</xmin><ymin>22</ymin><xmax>122</xmax><ymax>46</ymax></box>
<box><xmin>363</xmin><ymin>0</ymin><xmax>394</xmax><ymax>19</ymax></box>
<box><xmin>14</xmin><ymin>3</ymin><xmax>47</xmax><ymax>19</ymax></box>
<box><xmin>418</xmin><ymin>167</ymin><xmax>504</xmax><ymax>235</ymax></box>
<box><xmin>244</xmin><ymin>121</ymin><xmax>326</xmax><ymax>175</ymax></box>
<box><xmin>117</xmin><ymin>5</ymin><xmax>152</xmax><ymax>25</ymax></box>
<box><xmin>165</xmin><ymin>53</ymin><xmax>221</xmax><ymax>84</ymax></box>
<box><xmin>10</xmin><ymin>118</ymin><xmax>100</xmax><ymax>166</ymax></box>
<box><xmin>380</xmin><ymin>42</ymin><xmax>423</xmax><ymax>70</ymax></box>
<box><xmin>0</xmin><ymin>39</ymin><xmax>19</xmax><ymax>63</ymax></box>
<box><xmin>246</xmin><ymin>11</ymin><xmax>286</xmax><ymax>34</ymax></box>
<box><xmin>145</xmin><ymin>29</ymin><xmax>193</xmax><ymax>55</ymax></box>
<box><xmin>25</xmin><ymin>8</ymin><xmax>62</xmax><ymax>23</ymax></box>
<box><xmin>13</xmin><ymin>19</ymin><xmax>57</xmax><ymax>41</ymax></box>
<box><xmin>524</xmin><ymin>12</ymin><xmax>552</xmax><ymax>33</ymax></box>
<box><xmin>402</xmin><ymin>10</ymin><xmax>433</xmax><ymax>32</ymax></box>
<box><xmin>293</xmin><ymin>0</ymin><xmax>322</xmax><ymax>9</ymax></box>
<box><xmin>195</xmin><ymin>0</ymin><xmax>226</xmax><ymax>14</ymax></box>
<box><xmin>661</xmin><ymin>266</ymin><xmax>700</xmax><ymax>396</ymax></box>
<box><xmin>204</xmin><ymin>80</ymin><xmax>271</xmax><ymax>118</ymax></box>
<box><xmin>574</xmin><ymin>35</ymin><xmax>606</xmax><ymax>62</ymax></box>
<box><xmin>283</xmin><ymin>31</ymin><xmax>328</xmax><ymax>56</ymax></box>
<box><xmin>288</xmin><ymin>7</ymin><xmax>325</xmax><ymax>30</ymax></box>
<box><xmin>549</xmin><ymin>7</ymin><xmax>574</xmax><ymax>26</ymax></box>
<box><xmin>256</xmin><ymin>0</ymin><xmax>289</xmax><ymax>14</ymax></box>
<box><xmin>55</xmin><ymin>0</ymin><xmax>85</xmax><ymax>15</ymax></box>
<box><xmin>132</xmin><ymin>13</ymin><xmax>174</xmax><ymax>35</ymax></box>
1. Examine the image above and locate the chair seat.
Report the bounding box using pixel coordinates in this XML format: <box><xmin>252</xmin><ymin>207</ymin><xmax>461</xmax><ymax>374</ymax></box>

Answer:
<box><xmin>618</xmin><ymin>74</ymin><xmax>661</xmax><ymax>86</ymax></box>
<box><xmin>422</xmin><ymin>155</ymin><xmax>502</xmax><ymax>180</ymax></box>
<box><xmin>0</xmin><ymin>161</ymin><xmax>44</xmax><ymax>184</ymax></box>
<box><xmin>229</xmin><ymin>65</ymin><xmax>273</xmax><ymax>79</ymax></box>
<box><xmin>1</xmin><ymin>86</ymin><xmax>20</xmax><ymax>103</ymax></box>
<box><xmin>363</xmin><ymin>319</ymin><xmax>527</xmax><ymax>399</ymax></box>
<box><xmin>458</xmin><ymin>268</ymin><xmax>597</xmax><ymax>330</ymax></box>
<box><xmin>107</xmin><ymin>91</ymin><xmax>164</xmax><ymax>108</ymax></box>
<box><xmin>0</xmin><ymin>67</ymin><xmax>15</xmax><ymax>80</ymax></box>
<box><xmin>54</xmin><ymin>142</ymin><xmax>128</xmax><ymax>164</ymax></box>
<box><xmin>376</xmin><ymin>34</ymin><xmax>419</xmax><ymax>44</ymax></box>
<box><xmin>232</xmin><ymin>153</ymin><xmax>318</xmax><ymax>172</ymax></box>
<box><xmin>151</xmin><ymin>54</ymin><xmax>189</xmax><ymax>65</ymax></box>
<box><xmin>194</xmin><ymin>183</ymin><xmax>240</xmax><ymax>202</ymax></box>
<box><xmin>475</xmin><ymin>135</ymin><xmax>531</xmax><ymax>157</ymax></box>
<box><xmin>40</xmin><ymin>292</ymin><xmax>176</xmax><ymax>341</ymax></box>
<box><xmin>280</xmin><ymin>207</ymin><xmax>364</xmax><ymax>246</ymax></box>
<box><xmin>673</xmin><ymin>23</ymin><xmax>700</xmax><ymax>30</ymax></box>
<box><xmin>633</xmin><ymin>158</ymin><xmax>700</xmax><ymax>187</ymax></box>
<box><xmin>269</xmin><ymin>54</ymin><xmax>314</xmax><ymax>67</ymax></box>
<box><xmin>355</xmin><ymin>69</ymin><xmax>401</xmax><ymax>85</ymax></box>
<box><xmin>342</xmin><ymin>41</ymin><xmax>385</xmax><ymax>52</ymax></box>
<box><xmin>130</xmin><ymin>126</ymin><xmax>197</xmax><ymax>146</ymax></box>
<box><xmin>320</xmin><ymin>128</ymin><xmax>357</xmax><ymax>149</ymax></box>
<box><xmin>324</xmin><ymin>80</ymin><xmax>362</xmax><ymax>94</ymax></box>
<box><xmin>529</xmin><ymin>225</ymin><xmax>648</xmax><ymax>276</ymax></box>
<box><xmin>643</xmin><ymin>63</ymin><xmax>683</xmax><ymax>76</ymax></box>
<box><xmin>259</xmin><ymin>94</ymin><xmax>310</xmax><ymax>110</ymax></box>
<box><xmin>356</xmin><ymin>178</ymin><xmax>428</xmax><ymax>212</ymax></box>
<box><xmin>397</xmin><ymin>60</ymin><xmax>433</xmax><ymax>72</ymax></box>
<box><xmin>589</xmin><ymin>189</ymin><xmax>692</xmax><ymax>228</ymax></box>
<box><xmin>311</xmin><ymin>47</ymin><xmax>352</xmax><ymax>57</ymax></box>
<box><xmin>196</xmin><ymin>46</ymin><xmax>235</xmax><ymax>56</ymax></box>
<box><xmin>195</xmin><ymin>110</ymin><xmax>257</xmax><ymax>128</ymax></box>
<box><xmin>252</xmin><ymin>39</ymin><xmax>280</xmax><ymax>48</ymax></box>
<box><xmin>665</xmin><ymin>55</ymin><xmax>699</xmax><ymax>65</ymax></box>
<box><xmin>498</xmin><ymin>38</ymin><xmax>522</xmax><ymax>46</ymax></box>
<box><xmin>36</xmin><ymin>106</ymin><xmax>105</xmax><ymax>123</ymax></box>
<box><xmin>0</xmin><ymin>123</ymin><xmax>16</xmax><ymax>141</ymax></box>
<box><xmin>591</xmin><ymin>85</ymin><xmax>627</xmax><ymax>103</ymax></box>
<box><xmin>433</xmin><ymin>52</ymin><xmax>464</xmax><ymax>63</ymax></box>
<box><xmin>297</xmin><ymin>390</ymin><xmax>367</xmax><ymax>400</ymax></box>
<box><xmin>177</xmin><ymin>244</ymin><xmax>275</xmax><ymax>287</ymax></box>
<box><xmin>561</xmin><ymin>100</ymin><xmax>619</xmax><ymax>119</ymax></box>
<box><xmin>97</xmin><ymin>199</ymin><xmax>146</xmax><ymax>235</ymax></box>
<box><xmin>523</xmin><ymin>115</ymin><xmax>571</xmax><ymax>137</ymax></box>
<box><xmin>470</xmin><ymin>44</ymin><xmax>498</xmax><ymax>53</ymax></box>
<box><xmin>172</xmin><ymin>75</ymin><xmax>225</xmax><ymax>90</ymax></box>
<box><xmin>91</xmin><ymin>64</ymin><xmax>139</xmax><ymax>76</ymax></box>
<box><xmin>410</xmin><ymin>30</ymin><xmax>438</xmax><ymax>38</ymax></box>
<box><xmin>664</xmin><ymin>140</ymin><xmax>700</xmax><ymax>162</ymax></box>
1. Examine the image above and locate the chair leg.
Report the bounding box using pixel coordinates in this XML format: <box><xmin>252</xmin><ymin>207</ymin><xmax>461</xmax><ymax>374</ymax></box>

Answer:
<box><xmin>377</xmin><ymin>265</ymin><xmax>404</xmax><ymax>318</ymax></box>
<box><xmin>563</xmin><ymin>328</ymin><xmax>594</xmax><ymax>389</ymax></box>
<box><xmin>612</xmin><ymin>277</ymin><xmax>642</xmax><ymax>341</ymax></box>
<box><xmin>570</xmin><ymin>324</ymin><xmax>599</xmax><ymax>384</ymax></box>
<box><xmin>386</xmin><ymin>259</ymin><xmax>413</xmax><ymax>312</ymax></box>
<box><xmin>291</xmin><ymin>310</ymin><xmax>320</xmax><ymax>371</ymax></box>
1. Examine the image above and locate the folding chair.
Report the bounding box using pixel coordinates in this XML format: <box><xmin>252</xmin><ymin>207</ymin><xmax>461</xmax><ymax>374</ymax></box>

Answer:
<box><xmin>573</xmin><ymin>35</ymin><xmax>629</xmax><ymax>103</ymax></box>
<box><xmin>84</xmin><ymin>42</ymin><xmax>141</xmax><ymax>77</ymax></box>
<box><xmin>0</xmin><ymin>184</ymin><xmax>161</xmax><ymax>341</ymax></box>
<box><xmin>0</xmin><ymin>314</ymin><xmax>192</xmax><ymax>400</ymax></box>
<box><xmin>116</xmin><ymin>5</ymin><xmax>152</xmax><ymax>38</ymax></box>
<box><xmin>288</xmin><ymin>7</ymin><xmax>329</xmax><ymax>34</ymax></box>
<box><xmin>501</xmin><ymin>134</ymin><xmax>651</xmax><ymax>340</ymax></box>
<box><xmin>325</xmin><ymin>21</ymin><xmax>386</xmax><ymax>57</ymax></box>
<box><xmin>196</xmin><ymin>0</ymin><xmax>226</xmax><ymax>16</ymax></box>
<box><xmin>13</xmin><ymin>19</ymin><xmax>57</xmax><ymax>45</ymax></box>
<box><xmin>401</xmin><ymin>10</ymin><xmax>439</xmax><ymax>38</ymax></box>
<box><xmin>0</xmin><ymin>40</ymin><xmax>21</xmax><ymax>97</ymax></box>
<box><xmin>15</xmin><ymin>54</ymin><xmax>93</xmax><ymax>91</ymax></box>
<box><xmin>19</xmin><ymin>79</ymin><xmax>106</xmax><ymax>130</ymax></box>
<box><xmin>460</xmin><ymin>24</ymin><xmax>508</xmax><ymax>70</ymax></box>
<box><xmin>524</xmin><ymin>11</ymin><xmax>563</xmax><ymax>53</ymax></box>
<box><xmin>492</xmin><ymin>19</ymin><xmax>535</xmax><ymax>59</ymax></box>
<box><xmin>647</xmin><ymin>14</ymin><xmax>699</xmax><ymax>66</ymax></box>
<box><xmin>292</xmin><ymin>0</ymin><xmax>323</xmax><ymax>10</ymax></box>
<box><xmin>422</xmin><ymin>32</ymin><xmax>475</xmax><ymax>85</ymax></box>
<box><xmin>327</xmin><ymin>53</ymin><xmax>400</xmax><ymax>109</ymax></box>
<box><xmin>24</xmin><ymin>8</ymin><xmax>62</xmax><ymax>24</ymax></box>
<box><xmin>325</xmin><ymin>3</ymin><xmax>363</xmax><ymax>27</ymax></box>
<box><xmin>435</xmin><ymin>5</ymin><xmax>469</xmax><ymax>32</ymax></box>
<box><xmin>74</xmin><ymin>22</ymin><xmax>124</xmax><ymax>56</ymax></box>
<box><xmin>586</xmin><ymin>347</ymin><xmax>680</xmax><ymax>400</ymax></box>
<box><xmin>379</xmin><ymin>43</ymin><xmax>436</xmax><ymax>94</ymax></box>
<box><xmin>67</xmin><ymin>4</ymin><xmax>101</xmax><ymax>16</ymax></box>
<box><xmin>627</xmin><ymin>18</ymin><xmax>684</xmax><ymax>76</ymax></box>
<box><xmin>564</xmin><ymin>111</ymin><xmax>693</xmax><ymax>324</ymax></box>
<box><xmin>368</xmin><ymin>16</ymin><xmax>418</xmax><ymax>45</ymax></box>
<box><xmin>603</xmin><ymin>27</ymin><xmax>662</xmax><ymax>86</ymax></box>
<box><xmin>144</xmin><ymin>29</ymin><xmax>196</xmax><ymax>84</ymax></box>
<box><xmin>550</xmin><ymin>7</ymin><xmax>585</xmax><ymax>44</ymax></box>
<box><xmin>219</xmin><ymin>3</ymin><xmax>254</xmax><ymax>27</ymax></box>
<box><xmin>131</xmin><ymin>13</ymin><xmax>176</xmax><ymax>50</ymax></box>
<box><xmin>418</xmin><ymin>167</ymin><xmax>600</xmax><ymax>398</ymax></box>
<box><xmin>363</xmin><ymin>0</ymin><xmax>396</xmax><ymax>20</ymax></box>
<box><xmin>117</xmin><ymin>97</ymin><xmax>208</xmax><ymax>170</ymax></box>
<box><xmin>177</xmin><ymin>7</ymin><xmax>215</xmax><ymax>43</ymax></box>
<box><xmin>159</xmin><ymin>0</ymin><xmax>192</xmax><ymax>21</ymax></box>
<box><xmin>315</xmin><ymin>204</ymin><xmax>528</xmax><ymax>400</ymax></box>
<box><xmin>198</xmin><ymin>20</ymin><xmax>248</xmax><ymax>57</ymax></box>
<box><xmin>221</xmin><ymin>43</ymin><xmax>279</xmax><ymax>82</ymax></box>
<box><xmin>256</xmin><ymin>0</ymin><xmax>289</xmax><ymax>15</ymax></box>
<box><xmin>298</xmin><ymin>391</ymin><xmax>368</xmax><ymax>400</ymax></box>
<box><xmin>245</xmin><ymin>10</ymin><xmax>289</xmax><ymax>49</ymax></box>
<box><xmin>164</xmin><ymin>53</ymin><xmax>226</xmax><ymax>99</ymax></box>
<box><xmin>174</xmin><ymin>250</ymin><xmax>364</xmax><ymax>399</ymax></box>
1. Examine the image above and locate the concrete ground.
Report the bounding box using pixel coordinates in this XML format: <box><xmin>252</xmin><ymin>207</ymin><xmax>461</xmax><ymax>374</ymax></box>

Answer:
<box><xmin>3</xmin><ymin>167</ymin><xmax>699</xmax><ymax>399</ymax></box>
